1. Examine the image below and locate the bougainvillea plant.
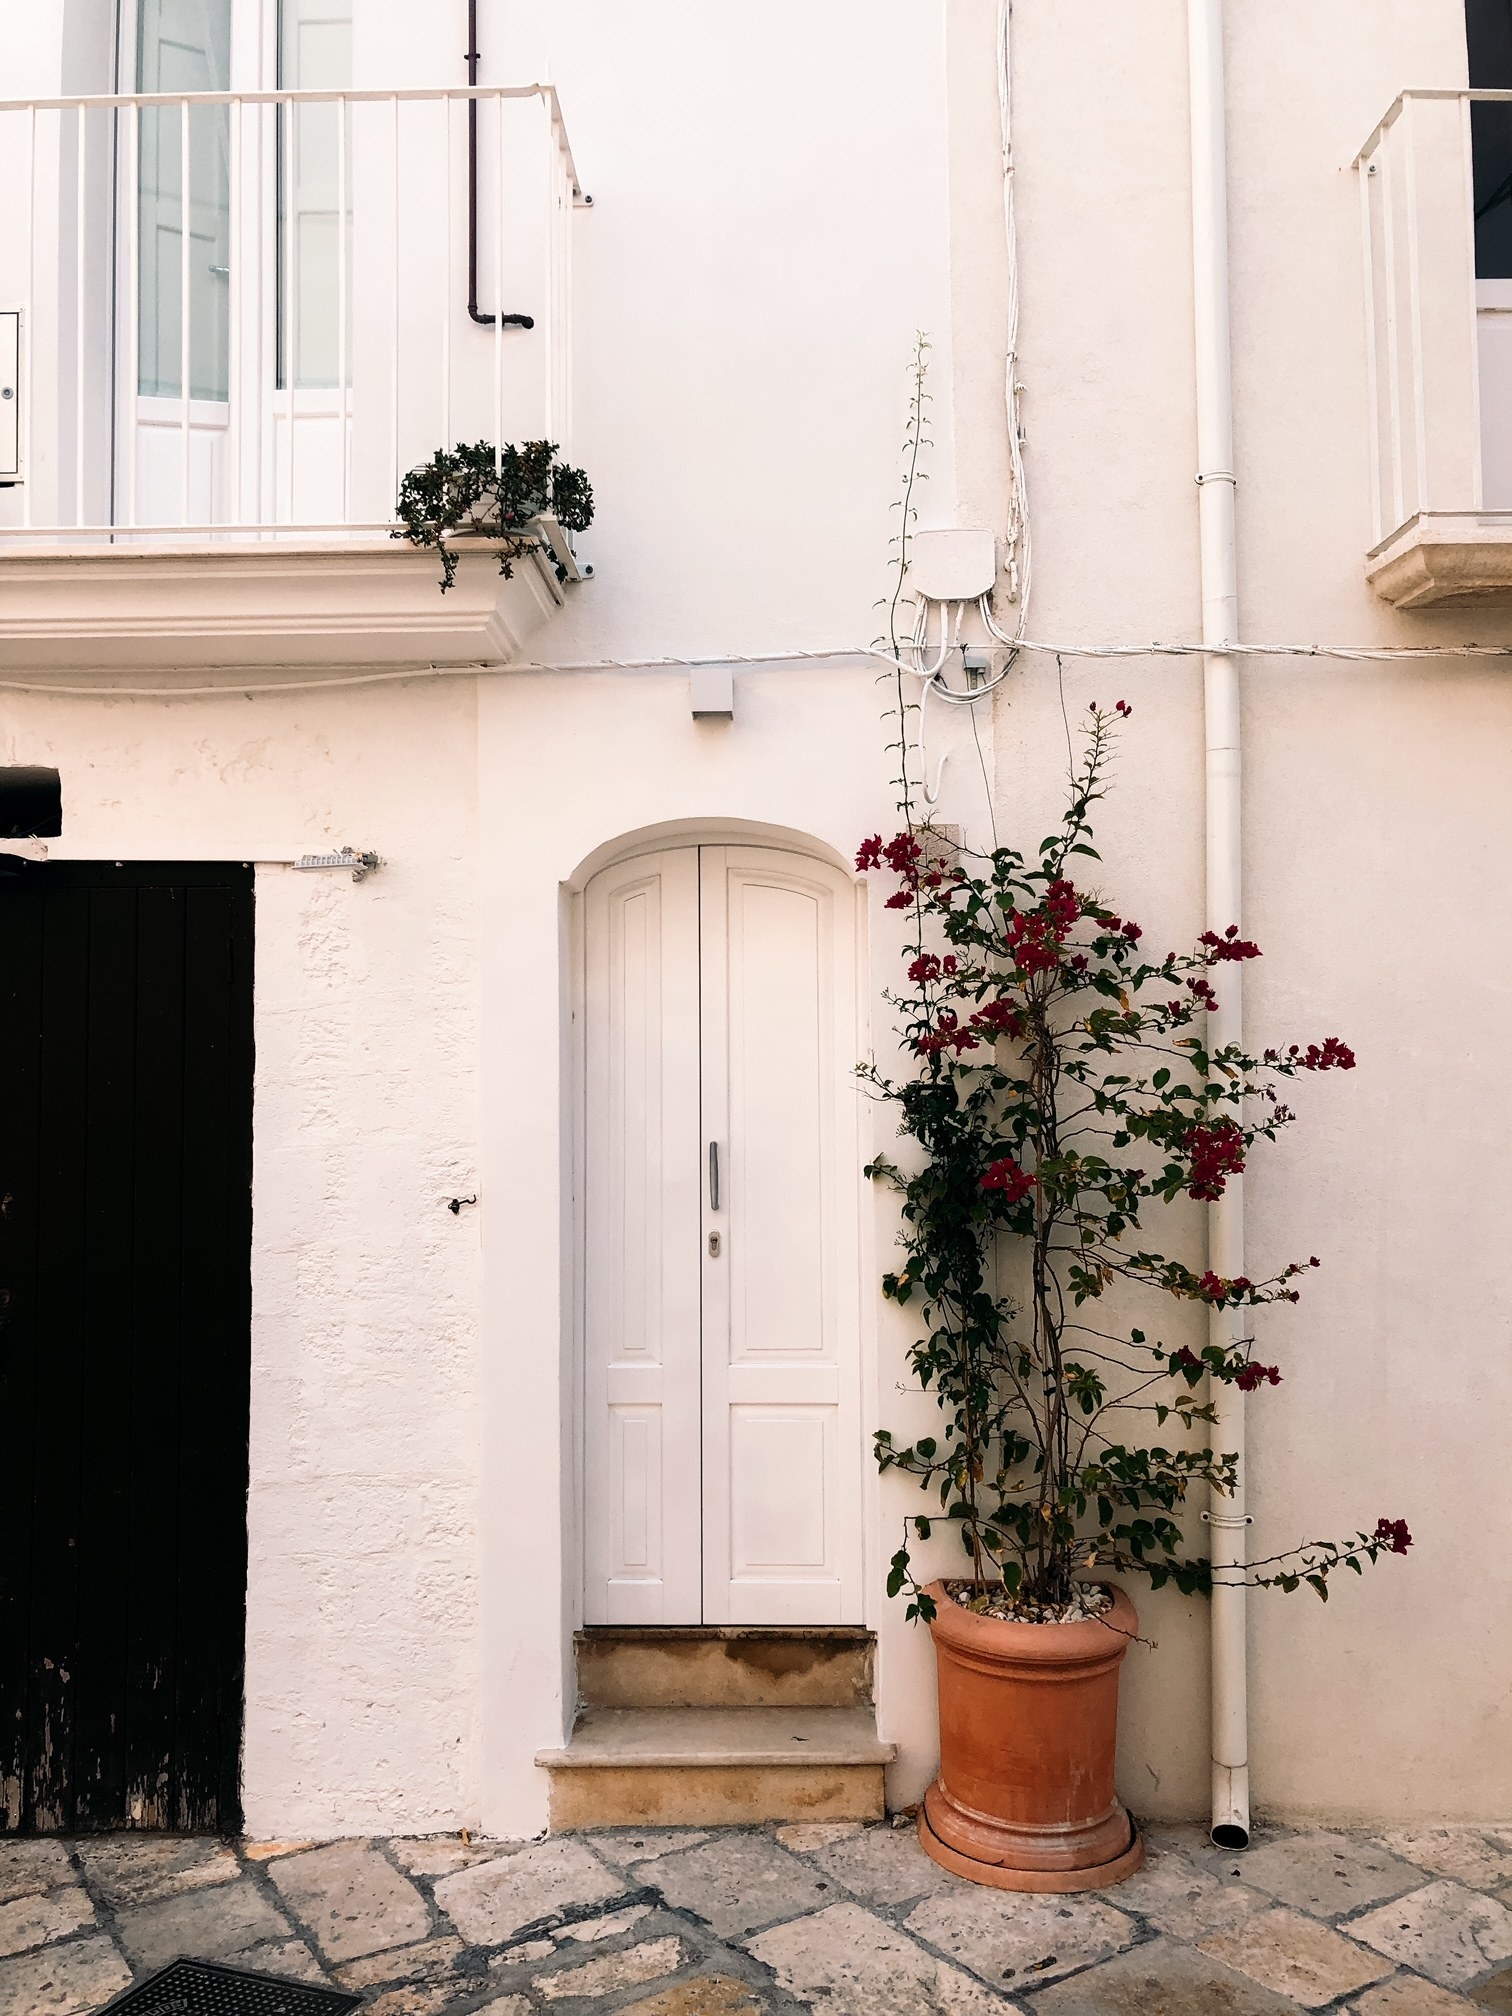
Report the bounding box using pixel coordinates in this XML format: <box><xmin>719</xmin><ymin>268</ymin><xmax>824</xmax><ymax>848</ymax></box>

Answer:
<box><xmin>395</xmin><ymin>438</ymin><xmax>593</xmax><ymax>591</ymax></box>
<box><xmin>860</xmin><ymin>703</ymin><xmax>1412</xmax><ymax>1621</ymax></box>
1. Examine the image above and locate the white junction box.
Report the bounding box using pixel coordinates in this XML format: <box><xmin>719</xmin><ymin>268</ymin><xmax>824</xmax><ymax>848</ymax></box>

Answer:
<box><xmin>909</xmin><ymin>527</ymin><xmax>998</xmax><ymax>602</ymax></box>
<box><xmin>0</xmin><ymin>311</ymin><xmax>19</xmax><ymax>482</ymax></box>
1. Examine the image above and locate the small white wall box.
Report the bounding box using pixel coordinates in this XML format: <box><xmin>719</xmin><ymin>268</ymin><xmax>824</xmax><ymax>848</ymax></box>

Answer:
<box><xmin>690</xmin><ymin>666</ymin><xmax>734</xmax><ymax>718</ymax></box>
<box><xmin>0</xmin><ymin>312</ymin><xmax>19</xmax><ymax>483</ymax></box>
<box><xmin>909</xmin><ymin>527</ymin><xmax>998</xmax><ymax>602</ymax></box>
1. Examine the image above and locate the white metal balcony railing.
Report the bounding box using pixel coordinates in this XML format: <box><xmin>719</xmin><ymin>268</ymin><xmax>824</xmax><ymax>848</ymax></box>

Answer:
<box><xmin>0</xmin><ymin>85</ymin><xmax>581</xmax><ymax>547</ymax></box>
<box><xmin>1357</xmin><ymin>87</ymin><xmax>1512</xmax><ymax>601</ymax></box>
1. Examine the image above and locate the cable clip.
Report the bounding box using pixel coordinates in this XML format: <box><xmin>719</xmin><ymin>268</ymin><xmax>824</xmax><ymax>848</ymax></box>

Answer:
<box><xmin>1195</xmin><ymin>470</ymin><xmax>1238</xmax><ymax>487</ymax></box>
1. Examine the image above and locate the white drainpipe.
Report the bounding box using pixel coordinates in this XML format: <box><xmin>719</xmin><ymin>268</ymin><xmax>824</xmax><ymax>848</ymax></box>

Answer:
<box><xmin>1186</xmin><ymin>0</ymin><xmax>1251</xmax><ymax>1850</ymax></box>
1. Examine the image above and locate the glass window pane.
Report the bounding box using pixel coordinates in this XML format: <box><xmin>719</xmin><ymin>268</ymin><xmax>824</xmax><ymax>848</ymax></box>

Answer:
<box><xmin>277</xmin><ymin>0</ymin><xmax>354</xmax><ymax>390</ymax></box>
<box><xmin>137</xmin><ymin>0</ymin><xmax>231</xmax><ymax>401</ymax></box>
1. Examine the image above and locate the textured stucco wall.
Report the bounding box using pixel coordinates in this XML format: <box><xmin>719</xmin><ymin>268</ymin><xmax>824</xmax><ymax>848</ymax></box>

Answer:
<box><xmin>0</xmin><ymin>682</ymin><xmax>486</xmax><ymax>1835</ymax></box>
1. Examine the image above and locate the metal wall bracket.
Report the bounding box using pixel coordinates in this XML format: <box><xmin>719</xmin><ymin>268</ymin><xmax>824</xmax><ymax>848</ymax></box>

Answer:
<box><xmin>294</xmin><ymin>848</ymin><xmax>382</xmax><ymax>883</ymax></box>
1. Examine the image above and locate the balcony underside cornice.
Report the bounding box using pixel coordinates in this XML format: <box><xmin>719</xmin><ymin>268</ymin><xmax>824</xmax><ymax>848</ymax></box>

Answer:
<box><xmin>0</xmin><ymin>538</ymin><xmax>566</xmax><ymax>672</ymax></box>
<box><xmin>1366</xmin><ymin>511</ymin><xmax>1512</xmax><ymax>609</ymax></box>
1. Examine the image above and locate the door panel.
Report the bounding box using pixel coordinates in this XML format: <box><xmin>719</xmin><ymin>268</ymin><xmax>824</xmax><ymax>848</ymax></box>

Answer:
<box><xmin>582</xmin><ymin>851</ymin><xmax>703</xmax><ymax>1623</ymax></box>
<box><xmin>0</xmin><ymin>863</ymin><xmax>253</xmax><ymax>1833</ymax></box>
<box><xmin>699</xmin><ymin>847</ymin><xmax>863</xmax><ymax>1625</ymax></box>
<box><xmin>583</xmin><ymin>844</ymin><xmax>863</xmax><ymax>1628</ymax></box>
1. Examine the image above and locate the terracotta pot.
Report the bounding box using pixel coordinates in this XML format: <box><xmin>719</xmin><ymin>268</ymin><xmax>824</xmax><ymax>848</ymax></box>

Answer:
<box><xmin>918</xmin><ymin>1579</ymin><xmax>1144</xmax><ymax>1892</ymax></box>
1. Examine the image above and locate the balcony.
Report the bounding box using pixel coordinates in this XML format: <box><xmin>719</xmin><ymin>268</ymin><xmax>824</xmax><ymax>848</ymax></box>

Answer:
<box><xmin>1359</xmin><ymin>88</ymin><xmax>1512</xmax><ymax>608</ymax></box>
<box><xmin>0</xmin><ymin>84</ymin><xmax>586</xmax><ymax>668</ymax></box>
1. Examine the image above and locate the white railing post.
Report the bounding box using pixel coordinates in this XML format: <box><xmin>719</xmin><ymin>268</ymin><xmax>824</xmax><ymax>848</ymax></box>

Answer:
<box><xmin>179</xmin><ymin>95</ymin><xmax>192</xmax><ymax>526</ymax></box>
<box><xmin>227</xmin><ymin>95</ymin><xmax>241</xmax><ymax>533</ymax></box>
<box><xmin>75</xmin><ymin>105</ymin><xmax>87</xmax><ymax>528</ymax></box>
<box><xmin>338</xmin><ymin>92</ymin><xmax>349</xmax><ymax>523</ymax></box>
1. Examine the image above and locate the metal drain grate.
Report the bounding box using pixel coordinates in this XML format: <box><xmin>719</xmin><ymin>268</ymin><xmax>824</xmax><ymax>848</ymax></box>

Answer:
<box><xmin>99</xmin><ymin>1956</ymin><xmax>364</xmax><ymax>2015</ymax></box>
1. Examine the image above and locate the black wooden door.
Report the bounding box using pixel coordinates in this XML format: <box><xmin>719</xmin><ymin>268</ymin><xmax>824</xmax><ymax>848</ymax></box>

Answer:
<box><xmin>0</xmin><ymin>862</ymin><xmax>254</xmax><ymax>1833</ymax></box>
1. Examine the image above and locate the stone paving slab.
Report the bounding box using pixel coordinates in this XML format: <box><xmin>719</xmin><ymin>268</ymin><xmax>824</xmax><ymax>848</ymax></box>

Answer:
<box><xmin>1198</xmin><ymin>1903</ymin><xmax>1392</xmax><ymax>2008</ymax></box>
<box><xmin>0</xmin><ymin>1881</ymin><xmax>96</xmax><ymax>1957</ymax></box>
<box><xmin>746</xmin><ymin>1899</ymin><xmax>1011</xmax><ymax>2013</ymax></box>
<box><xmin>0</xmin><ymin>1933</ymin><xmax>132</xmax><ymax>2016</ymax></box>
<box><xmin>1234</xmin><ymin>1830</ymin><xmax>1425</xmax><ymax>1919</ymax></box>
<box><xmin>113</xmin><ymin>1872</ymin><xmax>294</xmax><ymax>1972</ymax></box>
<box><xmin>266</xmin><ymin>1838</ymin><xmax>433</xmax><ymax>1961</ymax></box>
<box><xmin>639</xmin><ymin>1833</ymin><xmax>834</xmax><ymax>1940</ymax></box>
<box><xmin>1350</xmin><ymin>1879</ymin><xmax>1512</xmax><ymax>1988</ymax></box>
<box><xmin>434</xmin><ymin>1836</ymin><xmax>627</xmax><ymax>1946</ymax></box>
<box><xmin>1026</xmin><ymin>1936</ymin><xmax>1306</xmax><ymax>2013</ymax></box>
<box><xmin>1352</xmin><ymin>1974</ymin><xmax>1481</xmax><ymax>2012</ymax></box>
<box><xmin>0</xmin><ymin>1837</ymin><xmax>75</xmax><ymax>1904</ymax></box>
<box><xmin>904</xmin><ymin>1879</ymin><xmax>1137</xmax><ymax>1991</ymax></box>
<box><xmin>15</xmin><ymin>1817</ymin><xmax>1512</xmax><ymax>2014</ymax></box>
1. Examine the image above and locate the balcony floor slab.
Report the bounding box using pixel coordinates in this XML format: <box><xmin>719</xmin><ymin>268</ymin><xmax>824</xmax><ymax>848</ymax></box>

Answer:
<box><xmin>0</xmin><ymin>537</ymin><xmax>567</xmax><ymax>671</ymax></box>
<box><xmin>1366</xmin><ymin>510</ymin><xmax>1512</xmax><ymax>608</ymax></box>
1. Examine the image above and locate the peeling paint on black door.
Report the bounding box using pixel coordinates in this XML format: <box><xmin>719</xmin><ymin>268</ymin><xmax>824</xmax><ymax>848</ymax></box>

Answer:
<box><xmin>0</xmin><ymin>862</ymin><xmax>253</xmax><ymax>1833</ymax></box>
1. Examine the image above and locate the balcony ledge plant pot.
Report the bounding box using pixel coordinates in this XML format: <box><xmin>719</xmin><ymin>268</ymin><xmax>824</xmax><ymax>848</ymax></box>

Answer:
<box><xmin>918</xmin><ymin>1579</ymin><xmax>1143</xmax><ymax>1893</ymax></box>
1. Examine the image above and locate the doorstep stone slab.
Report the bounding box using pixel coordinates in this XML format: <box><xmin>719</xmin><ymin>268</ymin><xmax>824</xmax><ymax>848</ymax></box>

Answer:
<box><xmin>74</xmin><ymin>1834</ymin><xmax>241</xmax><ymax>1908</ymax></box>
<box><xmin>0</xmin><ymin>1839</ymin><xmax>75</xmax><ymax>1905</ymax></box>
<box><xmin>1352</xmin><ymin>1976</ymin><xmax>1480</xmax><ymax>2012</ymax></box>
<box><xmin>904</xmin><ymin>1882</ymin><xmax>1137</xmax><ymax>1991</ymax></box>
<box><xmin>1025</xmin><ymin>1937</ymin><xmax>1306</xmax><ymax>2014</ymax></box>
<box><xmin>801</xmin><ymin>1820</ymin><xmax>954</xmax><ymax>1907</ymax></box>
<box><xmin>639</xmin><ymin>1831</ymin><xmax>835</xmax><ymax>1939</ymax></box>
<box><xmin>1235</xmin><ymin>1832</ymin><xmax>1425</xmax><ymax>1919</ymax></box>
<box><xmin>265</xmin><ymin>1838</ymin><xmax>432</xmax><ymax>1962</ymax></box>
<box><xmin>433</xmin><ymin>1837</ymin><xmax>626</xmax><ymax>1945</ymax></box>
<box><xmin>0</xmin><ymin>1934</ymin><xmax>133</xmax><ymax>2016</ymax></box>
<box><xmin>747</xmin><ymin>1899</ymin><xmax>1015</xmax><ymax>2014</ymax></box>
<box><xmin>1349</xmin><ymin>1881</ymin><xmax>1512</xmax><ymax>1989</ymax></box>
<box><xmin>536</xmin><ymin>1935</ymin><xmax>687</xmax><ymax>2000</ymax></box>
<box><xmin>0</xmin><ymin>1883</ymin><xmax>96</xmax><ymax>1957</ymax></box>
<box><xmin>114</xmin><ymin>1872</ymin><xmax>294</xmax><ymax>1972</ymax></box>
<box><xmin>1198</xmin><ymin>1905</ymin><xmax>1392</xmax><ymax>2008</ymax></box>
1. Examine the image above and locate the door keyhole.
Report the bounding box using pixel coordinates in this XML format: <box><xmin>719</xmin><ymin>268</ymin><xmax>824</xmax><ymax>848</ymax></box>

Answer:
<box><xmin>707</xmin><ymin>1231</ymin><xmax>721</xmax><ymax>1257</ymax></box>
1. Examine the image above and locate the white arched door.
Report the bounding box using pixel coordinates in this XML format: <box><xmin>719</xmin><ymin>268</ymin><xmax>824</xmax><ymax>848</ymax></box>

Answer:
<box><xmin>582</xmin><ymin>845</ymin><xmax>864</xmax><ymax>1626</ymax></box>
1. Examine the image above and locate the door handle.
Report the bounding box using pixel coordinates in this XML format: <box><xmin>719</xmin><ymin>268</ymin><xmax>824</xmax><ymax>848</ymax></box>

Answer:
<box><xmin>708</xmin><ymin>1141</ymin><xmax>720</xmax><ymax>1212</ymax></box>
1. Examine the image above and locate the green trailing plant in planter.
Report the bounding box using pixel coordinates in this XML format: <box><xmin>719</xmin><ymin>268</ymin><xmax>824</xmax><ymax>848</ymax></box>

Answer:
<box><xmin>394</xmin><ymin>438</ymin><xmax>593</xmax><ymax>592</ymax></box>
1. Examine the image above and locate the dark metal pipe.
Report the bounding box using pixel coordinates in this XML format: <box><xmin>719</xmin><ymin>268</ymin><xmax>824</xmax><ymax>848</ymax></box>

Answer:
<box><xmin>467</xmin><ymin>0</ymin><xmax>533</xmax><ymax>329</ymax></box>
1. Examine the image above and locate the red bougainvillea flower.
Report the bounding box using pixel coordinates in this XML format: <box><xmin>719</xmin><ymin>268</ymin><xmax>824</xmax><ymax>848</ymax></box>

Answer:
<box><xmin>1168</xmin><ymin>1345</ymin><xmax>1203</xmax><ymax>1378</ymax></box>
<box><xmin>908</xmin><ymin>953</ymin><xmax>942</xmax><ymax>983</ymax></box>
<box><xmin>1184</xmin><ymin>1118</ymin><xmax>1246</xmax><ymax>1200</ymax></box>
<box><xmin>971</xmin><ymin>997</ymin><xmax>1026</xmax><ymax>1039</ymax></box>
<box><xmin>1114</xmin><ymin>699</ymin><xmax>1132</xmax><ymax>717</ymax></box>
<box><xmin>1200</xmin><ymin>924</ymin><xmax>1262</xmax><ymax>963</ymax></box>
<box><xmin>1265</xmin><ymin>1037</ymin><xmax>1357</xmax><ymax>1072</ymax></box>
<box><xmin>981</xmin><ymin>1157</ymin><xmax>1036</xmax><ymax>1205</ymax></box>
<box><xmin>1373</xmin><ymin>1517</ymin><xmax>1413</xmax><ymax>1555</ymax></box>
<box><xmin>856</xmin><ymin>835</ymin><xmax>883</xmax><ymax>872</ymax></box>
<box><xmin>1235</xmin><ymin>1360</ymin><xmax>1282</xmax><ymax>1392</ymax></box>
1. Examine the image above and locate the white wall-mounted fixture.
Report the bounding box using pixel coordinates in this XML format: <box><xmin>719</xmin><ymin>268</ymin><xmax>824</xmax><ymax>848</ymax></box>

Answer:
<box><xmin>294</xmin><ymin>847</ymin><xmax>382</xmax><ymax>882</ymax></box>
<box><xmin>532</xmin><ymin>513</ymin><xmax>594</xmax><ymax>584</ymax></box>
<box><xmin>690</xmin><ymin>667</ymin><xmax>734</xmax><ymax>718</ymax></box>
<box><xmin>908</xmin><ymin>528</ymin><xmax>997</xmax><ymax>602</ymax></box>
<box><xmin>0</xmin><ymin>311</ymin><xmax>20</xmax><ymax>483</ymax></box>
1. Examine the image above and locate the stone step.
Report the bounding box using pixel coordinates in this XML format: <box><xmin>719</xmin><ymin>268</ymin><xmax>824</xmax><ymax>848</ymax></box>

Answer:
<box><xmin>574</xmin><ymin>1626</ymin><xmax>874</xmax><ymax>1710</ymax></box>
<box><xmin>537</xmin><ymin>1705</ymin><xmax>894</xmax><ymax>1828</ymax></box>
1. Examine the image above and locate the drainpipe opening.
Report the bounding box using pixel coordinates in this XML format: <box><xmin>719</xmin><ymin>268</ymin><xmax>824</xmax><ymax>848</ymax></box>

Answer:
<box><xmin>1210</xmin><ymin>1821</ymin><xmax>1250</xmax><ymax>1850</ymax></box>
